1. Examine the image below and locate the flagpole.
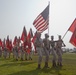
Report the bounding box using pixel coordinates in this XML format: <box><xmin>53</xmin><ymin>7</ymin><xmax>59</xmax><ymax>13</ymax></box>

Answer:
<box><xmin>48</xmin><ymin>1</ymin><xmax>50</xmax><ymax>35</ymax></box>
<box><xmin>62</xmin><ymin>30</ymin><xmax>68</xmax><ymax>39</ymax></box>
<box><xmin>62</xmin><ymin>18</ymin><xmax>76</xmax><ymax>39</ymax></box>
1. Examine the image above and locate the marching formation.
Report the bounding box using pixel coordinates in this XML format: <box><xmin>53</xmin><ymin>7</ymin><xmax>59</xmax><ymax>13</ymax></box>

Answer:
<box><xmin>0</xmin><ymin>1</ymin><xmax>75</xmax><ymax>71</ymax></box>
<box><xmin>0</xmin><ymin>35</ymin><xmax>32</xmax><ymax>61</ymax></box>
<box><xmin>34</xmin><ymin>32</ymin><xmax>66</xmax><ymax>69</ymax></box>
<box><xmin>0</xmin><ymin>26</ymin><xmax>66</xmax><ymax>69</ymax></box>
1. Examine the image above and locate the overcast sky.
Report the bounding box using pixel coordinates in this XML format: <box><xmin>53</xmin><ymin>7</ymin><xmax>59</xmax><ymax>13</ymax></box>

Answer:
<box><xmin>0</xmin><ymin>0</ymin><xmax>76</xmax><ymax>48</ymax></box>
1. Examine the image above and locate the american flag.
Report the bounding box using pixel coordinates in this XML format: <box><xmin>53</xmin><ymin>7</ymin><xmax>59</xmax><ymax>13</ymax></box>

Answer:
<box><xmin>33</xmin><ymin>4</ymin><xmax>49</xmax><ymax>32</ymax></box>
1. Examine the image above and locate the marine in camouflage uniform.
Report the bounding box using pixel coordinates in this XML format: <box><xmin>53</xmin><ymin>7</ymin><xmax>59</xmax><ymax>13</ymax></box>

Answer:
<box><xmin>0</xmin><ymin>47</ymin><xmax>2</xmax><ymax>57</ymax></box>
<box><xmin>0</xmin><ymin>39</ymin><xmax>2</xmax><ymax>57</ymax></box>
<box><xmin>43</xmin><ymin>33</ymin><xmax>50</xmax><ymax>68</ymax></box>
<box><xmin>20</xmin><ymin>44</ymin><xmax>25</xmax><ymax>61</ymax></box>
<box><xmin>34</xmin><ymin>32</ymin><xmax>43</xmax><ymax>69</ymax></box>
<box><xmin>23</xmin><ymin>38</ymin><xmax>28</xmax><ymax>60</ymax></box>
<box><xmin>56</xmin><ymin>35</ymin><xmax>66</xmax><ymax>66</ymax></box>
<box><xmin>27</xmin><ymin>38</ymin><xmax>32</xmax><ymax>60</ymax></box>
<box><xmin>14</xmin><ymin>40</ymin><xmax>19</xmax><ymax>61</ymax></box>
<box><xmin>50</xmin><ymin>36</ymin><xmax>57</xmax><ymax>67</ymax></box>
<box><xmin>12</xmin><ymin>47</ymin><xmax>15</xmax><ymax>58</ymax></box>
<box><xmin>3</xmin><ymin>38</ymin><xmax>7</xmax><ymax>59</ymax></box>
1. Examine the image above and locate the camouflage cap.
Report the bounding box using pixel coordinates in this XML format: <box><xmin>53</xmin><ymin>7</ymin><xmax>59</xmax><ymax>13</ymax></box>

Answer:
<box><xmin>58</xmin><ymin>35</ymin><xmax>61</xmax><ymax>39</ymax></box>
<box><xmin>45</xmin><ymin>33</ymin><xmax>49</xmax><ymax>37</ymax></box>
<box><xmin>37</xmin><ymin>31</ymin><xmax>41</xmax><ymax>35</ymax></box>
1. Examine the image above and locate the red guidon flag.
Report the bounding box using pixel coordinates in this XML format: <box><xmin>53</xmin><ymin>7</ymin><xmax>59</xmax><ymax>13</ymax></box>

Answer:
<box><xmin>6</xmin><ymin>35</ymin><xmax>10</xmax><ymax>50</ymax></box>
<box><xmin>27</xmin><ymin>28</ymin><xmax>33</xmax><ymax>41</ymax></box>
<box><xmin>68</xmin><ymin>18</ymin><xmax>76</xmax><ymax>33</ymax></box>
<box><xmin>2</xmin><ymin>38</ymin><xmax>6</xmax><ymax>49</ymax></box>
<box><xmin>0</xmin><ymin>39</ymin><xmax>2</xmax><ymax>47</ymax></box>
<box><xmin>33</xmin><ymin>4</ymin><xmax>49</xmax><ymax>32</ymax></box>
<box><xmin>70</xmin><ymin>28</ymin><xmax>76</xmax><ymax>47</ymax></box>
<box><xmin>13</xmin><ymin>36</ymin><xmax>17</xmax><ymax>46</ymax></box>
<box><xmin>31</xmin><ymin>31</ymin><xmax>37</xmax><ymax>53</ymax></box>
<box><xmin>21</xmin><ymin>26</ymin><xmax>27</xmax><ymax>42</ymax></box>
<box><xmin>27</xmin><ymin>28</ymin><xmax>33</xmax><ymax>53</ymax></box>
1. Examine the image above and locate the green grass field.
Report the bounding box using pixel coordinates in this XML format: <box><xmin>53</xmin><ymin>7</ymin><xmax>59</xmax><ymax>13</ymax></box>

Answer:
<box><xmin>0</xmin><ymin>53</ymin><xmax>76</xmax><ymax>75</ymax></box>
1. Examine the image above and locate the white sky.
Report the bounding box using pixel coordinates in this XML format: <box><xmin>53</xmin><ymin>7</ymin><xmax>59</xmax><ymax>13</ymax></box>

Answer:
<box><xmin>0</xmin><ymin>0</ymin><xmax>76</xmax><ymax>48</ymax></box>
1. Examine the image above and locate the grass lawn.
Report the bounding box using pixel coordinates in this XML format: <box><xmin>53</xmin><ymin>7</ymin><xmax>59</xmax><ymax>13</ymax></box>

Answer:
<box><xmin>0</xmin><ymin>53</ymin><xmax>76</xmax><ymax>75</ymax></box>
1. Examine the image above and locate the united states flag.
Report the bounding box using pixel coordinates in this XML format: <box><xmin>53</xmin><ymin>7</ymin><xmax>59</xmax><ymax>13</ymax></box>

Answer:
<box><xmin>33</xmin><ymin>4</ymin><xmax>49</xmax><ymax>32</ymax></box>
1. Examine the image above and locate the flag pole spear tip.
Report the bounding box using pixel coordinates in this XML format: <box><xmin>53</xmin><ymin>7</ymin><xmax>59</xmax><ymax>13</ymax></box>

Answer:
<box><xmin>48</xmin><ymin>1</ymin><xmax>50</xmax><ymax>4</ymax></box>
<box><xmin>48</xmin><ymin>1</ymin><xmax>50</xmax><ymax>6</ymax></box>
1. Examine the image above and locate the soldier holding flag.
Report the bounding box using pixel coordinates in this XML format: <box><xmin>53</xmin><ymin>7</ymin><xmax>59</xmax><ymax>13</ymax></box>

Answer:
<box><xmin>3</xmin><ymin>38</ymin><xmax>7</xmax><ymax>59</ymax></box>
<box><xmin>20</xmin><ymin>43</ymin><xmax>25</xmax><ymax>61</ymax></box>
<box><xmin>50</xmin><ymin>36</ymin><xmax>57</xmax><ymax>67</ymax></box>
<box><xmin>27</xmin><ymin>39</ymin><xmax>32</xmax><ymax>60</ymax></box>
<box><xmin>0</xmin><ymin>39</ymin><xmax>2</xmax><ymax>57</ymax></box>
<box><xmin>56</xmin><ymin>35</ymin><xmax>66</xmax><ymax>66</ymax></box>
<box><xmin>34</xmin><ymin>31</ymin><xmax>43</xmax><ymax>69</ymax></box>
<box><xmin>23</xmin><ymin>37</ymin><xmax>28</xmax><ymax>60</ymax></box>
<box><xmin>14</xmin><ymin>39</ymin><xmax>19</xmax><ymax>61</ymax></box>
<box><xmin>43</xmin><ymin>33</ymin><xmax>50</xmax><ymax>68</ymax></box>
<box><xmin>6</xmin><ymin>36</ymin><xmax>10</xmax><ymax>58</ymax></box>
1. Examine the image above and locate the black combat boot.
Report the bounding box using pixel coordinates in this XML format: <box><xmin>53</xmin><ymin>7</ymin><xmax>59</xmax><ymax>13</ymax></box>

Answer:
<box><xmin>60</xmin><ymin>62</ymin><xmax>63</xmax><ymax>66</ymax></box>
<box><xmin>54</xmin><ymin>62</ymin><xmax>57</xmax><ymax>67</ymax></box>
<box><xmin>21</xmin><ymin>58</ymin><xmax>24</xmax><ymax>61</ymax></box>
<box><xmin>57</xmin><ymin>62</ymin><xmax>60</xmax><ymax>66</ymax></box>
<box><xmin>16</xmin><ymin>59</ymin><xmax>18</xmax><ymax>61</ymax></box>
<box><xmin>44</xmin><ymin>62</ymin><xmax>50</xmax><ymax>68</ymax></box>
<box><xmin>9</xmin><ymin>55</ymin><xmax>10</xmax><ymax>58</ymax></box>
<box><xmin>37</xmin><ymin>64</ymin><xmax>41</xmax><ymax>69</ymax></box>
<box><xmin>52</xmin><ymin>61</ymin><xmax>56</xmax><ymax>67</ymax></box>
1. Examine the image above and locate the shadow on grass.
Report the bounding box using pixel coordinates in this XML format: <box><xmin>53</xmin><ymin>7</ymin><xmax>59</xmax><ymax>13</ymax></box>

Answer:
<box><xmin>8</xmin><ymin>66</ymin><xmax>64</xmax><ymax>75</ymax></box>
<box><xmin>41</xmin><ymin>66</ymin><xmax>63</xmax><ymax>75</ymax></box>
<box><xmin>0</xmin><ymin>61</ymin><xmax>35</xmax><ymax>68</ymax></box>
<box><xmin>8</xmin><ymin>69</ymin><xmax>42</xmax><ymax>75</ymax></box>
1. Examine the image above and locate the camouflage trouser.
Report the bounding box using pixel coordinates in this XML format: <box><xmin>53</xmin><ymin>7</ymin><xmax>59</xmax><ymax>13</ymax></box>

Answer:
<box><xmin>25</xmin><ymin>51</ymin><xmax>28</xmax><ymax>60</ymax></box>
<box><xmin>7</xmin><ymin>50</ymin><xmax>11</xmax><ymax>58</ymax></box>
<box><xmin>28</xmin><ymin>51</ymin><xmax>32</xmax><ymax>60</ymax></box>
<box><xmin>51</xmin><ymin>48</ymin><xmax>57</xmax><ymax>62</ymax></box>
<box><xmin>3</xmin><ymin>50</ymin><xmax>7</xmax><ymax>58</ymax></box>
<box><xmin>15</xmin><ymin>50</ymin><xmax>18</xmax><ymax>59</ymax></box>
<box><xmin>56</xmin><ymin>48</ymin><xmax>62</xmax><ymax>64</ymax></box>
<box><xmin>44</xmin><ymin>48</ymin><xmax>49</xmax><ymax>63</ymax></box>
<box><xmin>21</xmin><ymin>50</ymin><xmax>24</xmax><ymax>59</ymax></box>
<box><xmin>0</xmin><ymin>49</ymin><xmax>2</xmax><ymax>57</ymax></box>
<box><xmin>36</xmin><ymin>47</ymin><xmax>43</xmax><ymax>64</ymax></box>
<box><xmin>12</xmin><ymin>49</ymin><xmax>15</xmax><ymax>58</ymax></box>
